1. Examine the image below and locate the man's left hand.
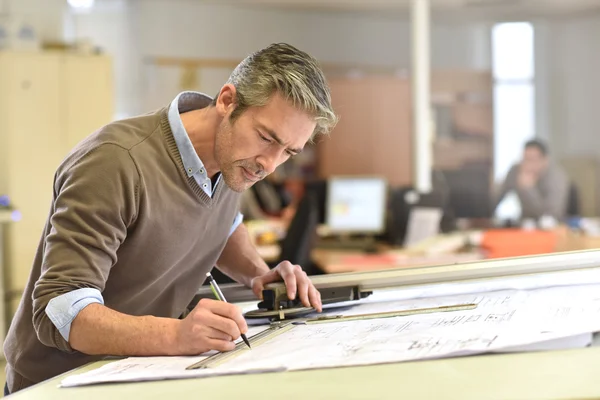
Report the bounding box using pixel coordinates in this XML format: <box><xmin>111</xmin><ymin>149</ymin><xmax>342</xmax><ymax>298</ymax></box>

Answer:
<box><xmin>250</xmin><ymin>261</ymin><xmax>322</xmax><ymax>312</ymax></box>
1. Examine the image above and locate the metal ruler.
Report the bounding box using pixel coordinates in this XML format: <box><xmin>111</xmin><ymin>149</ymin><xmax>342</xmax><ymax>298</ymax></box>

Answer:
<box><xmin>304</xmin><ymin>303</ymin><xmax>477</xmax><ymax>324</ymax></box>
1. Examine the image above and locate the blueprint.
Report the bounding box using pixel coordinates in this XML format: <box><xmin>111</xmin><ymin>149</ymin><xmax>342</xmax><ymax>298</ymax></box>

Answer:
<box><xmin>227</xmin><ymin>284</ymin><xmax>600</xmax><ymax>371</ymax></box>
<box><xmin>60</xmin><ymin>282</ymin><xmax>600</xmax><ymax>388</ymax></box>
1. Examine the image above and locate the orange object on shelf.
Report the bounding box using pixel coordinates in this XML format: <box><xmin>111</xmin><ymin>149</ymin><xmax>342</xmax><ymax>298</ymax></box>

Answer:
<box><xmin>480</xmin><ymin>229</ymin><xmax>558</xmax><ymax>259</ymax></box>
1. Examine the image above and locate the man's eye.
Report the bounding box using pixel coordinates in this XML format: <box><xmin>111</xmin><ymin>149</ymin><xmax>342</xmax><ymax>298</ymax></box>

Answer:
<box><xmin>259</xmin><ymin>134</ymin><xmax>271</xmax><ymax>143</ymax></box>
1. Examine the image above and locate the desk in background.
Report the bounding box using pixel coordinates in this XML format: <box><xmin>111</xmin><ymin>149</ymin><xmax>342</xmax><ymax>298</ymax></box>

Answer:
<box><xmin>312</xmin><ymin>228</ymin><xmax>600</xmax><ymax>274</ymax></box>
<box><xmin>311</xmin><ymin>248</ymin><xmax>483</xmax><ymax>274</ymax></box>
<box><xmin>249</xmin><ymin>215</ymin><xmax>600</xmax><ymax>275</ymax></box>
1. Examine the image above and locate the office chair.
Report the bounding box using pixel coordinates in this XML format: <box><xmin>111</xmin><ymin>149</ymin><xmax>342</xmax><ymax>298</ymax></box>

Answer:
<box><xmin>273</xmin><ymin>190</ymin><xmax>322</xmax><ymax>275</ymax></box>
<box><xmin>304</xmin><ymin>179</ymin><xmax>328</xmax><ymax>224</ymax></box>
<box><xmin>567</xmin><ymin>182</ymin><xmax>581</xmax><ymax>217</ymax></box>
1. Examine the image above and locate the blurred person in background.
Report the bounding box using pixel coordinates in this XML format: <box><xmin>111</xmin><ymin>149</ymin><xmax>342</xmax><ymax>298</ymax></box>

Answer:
<box><xmin>493</xmin><ymin>139</ymin><xmax>570</xmax><ymax>221</ymax></box>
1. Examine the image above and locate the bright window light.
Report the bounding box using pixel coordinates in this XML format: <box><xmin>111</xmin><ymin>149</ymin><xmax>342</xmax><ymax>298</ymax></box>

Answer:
<box><xmin>492</xmin><ymin>22</ymin><xmax>534</xmax><ymax>81</ymax></box>
<box><xmin>67</xmin><ymin>0</ymin><xmax>94</xmax><ymax>9</ymax></box>
<box><xmin>493</xmin><ymin>83</ymin><xmax>535</xmax><ymax>180</ymax></box>
<box><xmin>491</xmin><ymin>21</ymin><xmax>536</xmax><ymax>185</ymax></box>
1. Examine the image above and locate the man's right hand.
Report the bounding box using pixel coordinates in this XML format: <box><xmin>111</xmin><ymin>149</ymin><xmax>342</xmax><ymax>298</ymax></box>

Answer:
<box><xmin>174</xmin><ymin>298</ymin><xmax>248</xmax><ymax>355</ymax></box>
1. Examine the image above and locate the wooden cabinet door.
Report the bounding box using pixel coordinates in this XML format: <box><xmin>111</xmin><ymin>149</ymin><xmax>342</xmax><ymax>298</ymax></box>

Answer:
<box><xmin>317</xmin><ymin>76</ymin><xmax>413</xmax><ymax>187</ymax></box>
<box><xmin>61</xmin><ymin>54</ymin><xmax>114</xmax><ymax>152</ymax></box>
<box><xmin>0</xmin><ymin>52</ymin><xmax>62</xmax><ymax>296</ymax></box>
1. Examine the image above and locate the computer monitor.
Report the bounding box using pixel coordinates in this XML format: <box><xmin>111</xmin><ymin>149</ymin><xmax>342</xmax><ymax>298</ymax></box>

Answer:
<box><xmin>325</xmin><ymin>176</ymin><xmax>387</xmax><ymax>235</ymax></box>
<box><xmin>441</xmin><ymin>167</ymin><xmax>492</xmax><ymax>219</ymax></box>
<box><xmin>383</xmin><ymin>186</ymin><xmax>446</xmax><ymax>246</ymax></box>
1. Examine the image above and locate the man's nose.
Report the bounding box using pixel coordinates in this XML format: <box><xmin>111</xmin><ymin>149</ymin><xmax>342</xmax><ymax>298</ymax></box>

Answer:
<box><xmin>258</xmin><ymin>150</ymin><xmax>282</xmax><ymax>176</ymax></box>
<box><xmin>261</xmin><ymin>157</ymin><xmax>278</xmax><ymax>175</ymax></box>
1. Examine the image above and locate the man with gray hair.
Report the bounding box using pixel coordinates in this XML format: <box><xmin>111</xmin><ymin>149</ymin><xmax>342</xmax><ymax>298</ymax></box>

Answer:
<box><xmin>3</xmin><ymin>43</ymin><xmax>337</xmax><ymax>394</ymax></box>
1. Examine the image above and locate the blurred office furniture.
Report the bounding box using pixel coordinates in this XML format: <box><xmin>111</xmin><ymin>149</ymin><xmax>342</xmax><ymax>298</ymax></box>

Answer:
<box><xmin>561</xmin><ymin>156</ymin><xmax>600</xmax><ymax>217</ymax></box>
<box><xmin>567</xmin><ymin>182</ymin><xmax>581</xmax><ymax>217</ymax></box>
<box><xmin>312</xmin><ymin>226</ymin><xmax>600</xmax><ymax>275</ymax></box>
<box><xmin>240</xmin><ymin>179</ymin><xmax>293</xmax><ymax>221</ymax></box>
<box><xmin>317</xmin><ymin>70</ymin><xmax>493</xmax><ymax>190</ymax></box>
<box><xmin>311</xmin><ymin>246</ymin><xmax>483</xmax><ymax>274</ymax></box>
<box><xmin>208</xmin><ymin>190</ymin><xmax>322</xmax><ymax>284</ymax></box>
<box><xmin>441</xmin><ymin>165</ymin><xmax>493</xmax><ymax>219</ymax></box>
<box><xmin>383</xmin><ymin>187</ymin><xmax>447</xmax><ymax>246</ymax></box>
<box><xmin>277</xmin><ymin>191</ymin><xmax>322</xmax><ymax>275</ymax></box>
<box><xmin>0</xmin><ymin>51</ymin><xmax>113</xmax><ymax>321</ymax></box>
<box><xmin>317</xmin><ymin>77</ymin><xmax>413</xmax><ymax>186</ymax></box>
<box><xmin>304</xmin><ymin>179</ymin><xmax>328</xmax><ymax>224</ymax></box>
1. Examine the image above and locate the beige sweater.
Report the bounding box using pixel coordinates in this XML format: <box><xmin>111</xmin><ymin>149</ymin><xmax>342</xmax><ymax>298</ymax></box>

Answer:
<box><xmin>3</xmin><ymin>107</ymin><xmax>240</xmax><ymax>392</ymax></box>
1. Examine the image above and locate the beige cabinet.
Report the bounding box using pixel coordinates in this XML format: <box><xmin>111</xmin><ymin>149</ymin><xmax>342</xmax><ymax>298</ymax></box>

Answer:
<box><xmin>0</xmin><ymin>51</ymin><xmax>113</xmax><ymax>326</ymax></box>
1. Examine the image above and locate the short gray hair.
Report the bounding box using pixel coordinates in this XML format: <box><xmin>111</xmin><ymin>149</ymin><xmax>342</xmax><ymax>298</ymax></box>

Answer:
<box><xmin>217</xmin><ymin>43</ymin><xmax>337</xmax><ymax>140</ymax></box>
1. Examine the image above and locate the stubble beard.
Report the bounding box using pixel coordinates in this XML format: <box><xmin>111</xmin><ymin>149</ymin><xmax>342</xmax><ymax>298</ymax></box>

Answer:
<box><xmin>215</xmin><ymin>120</ymin><xmax>256</xmax><ymax>193</ymax></box>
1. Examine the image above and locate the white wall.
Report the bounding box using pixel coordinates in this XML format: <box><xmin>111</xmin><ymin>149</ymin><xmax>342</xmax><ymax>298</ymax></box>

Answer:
<box><xmin>1</xmin><ymin>0</ymin><xmax>66</xmax><ymax>41</ymax></box>
<box><xmin>65</xmin><ymin>0</ymin><xmax>492</xmax><ymax>117</ymax></box>
<box><xmin>540</xmin><ymin>13</ymin><xmax>600</xmax><ymax>158</ymax></box>
<box><xmin>67</xmin><ymin>0</ymin><xmax>141</xmax><ymax>119</ymax></box>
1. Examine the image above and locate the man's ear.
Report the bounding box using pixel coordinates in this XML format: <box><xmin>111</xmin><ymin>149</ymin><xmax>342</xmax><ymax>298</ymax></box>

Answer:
<box><xmin>215</xmin><ymin>84</ymin><xmax>237</xmax><ymax>117</ymax></box>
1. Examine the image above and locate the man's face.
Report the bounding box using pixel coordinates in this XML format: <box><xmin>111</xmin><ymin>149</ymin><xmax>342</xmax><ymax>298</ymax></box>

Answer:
<box><xmin>521</xmin><ymin>146</ymin><xmax>547</xmax><ymax>176</ymax></box>
<box><xmin>214</xmin><ymin>89</ymin><xmax>316</xmax><ymax>192</ymax></box>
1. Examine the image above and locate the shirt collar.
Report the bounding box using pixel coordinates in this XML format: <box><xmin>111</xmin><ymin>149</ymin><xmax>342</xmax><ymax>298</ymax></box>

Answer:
<box><xmin>168</xmin><ymin>91</ymin><xmax>213</xmax><ymax>177</ymax></box>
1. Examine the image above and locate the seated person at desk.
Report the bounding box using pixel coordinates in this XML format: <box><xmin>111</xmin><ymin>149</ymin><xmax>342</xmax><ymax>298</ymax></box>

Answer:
<box><xmin>2</xmin><ymin>43</ymin><xmax>336</xmax><ymax>395</ymax></box>
<box><xmin>493</xmin><ymin>139</ymin><xmax>570</xmax><ymax>221</ymax></box>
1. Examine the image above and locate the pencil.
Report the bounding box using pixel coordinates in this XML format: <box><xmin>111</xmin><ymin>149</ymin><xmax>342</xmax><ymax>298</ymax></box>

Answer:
<box><xmin>205</xmin><ymin>272</ymin><xmax>251</xmax><ymax>349</ymax></box>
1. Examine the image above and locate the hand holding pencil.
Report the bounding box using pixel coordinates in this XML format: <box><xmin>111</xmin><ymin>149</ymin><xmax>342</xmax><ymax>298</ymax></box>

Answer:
<box><xmin>173</xmin><ymin>275</ymin><xmax>250</xmax><ymax>355</ymax></box>
<box><xmin>206</xmin><ymin>272</ymin><xmax>251</xmax><ymax>349</ymax></box>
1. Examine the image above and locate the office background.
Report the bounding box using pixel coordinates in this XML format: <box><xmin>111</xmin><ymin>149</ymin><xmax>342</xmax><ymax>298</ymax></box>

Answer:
<box><xmin>2</xmin><ymin>0</ymin><xmax>600</xmax><ymax>390</ymax></box>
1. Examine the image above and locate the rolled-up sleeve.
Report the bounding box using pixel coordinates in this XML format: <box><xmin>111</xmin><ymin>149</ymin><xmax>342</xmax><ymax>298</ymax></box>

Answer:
<box><xmin>32</xmin><ymin>144</ymin><xmax>139</xmax><ymax>352</ymax></box>
<box><xmin>45</xmin><ymin>288</ymin><xmax>104</xmax><ymax>342</ymax></box>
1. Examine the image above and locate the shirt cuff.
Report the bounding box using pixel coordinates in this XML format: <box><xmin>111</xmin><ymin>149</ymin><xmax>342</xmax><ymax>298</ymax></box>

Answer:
<box><xmin>229</xmin><ymin>212</ymin><xmax>244</xmax><ymax>237</ymax></box>
<box><xmin>45</xmin><ymin>288</ymin><xmax>104</xmax><ymax>342</ymax></box>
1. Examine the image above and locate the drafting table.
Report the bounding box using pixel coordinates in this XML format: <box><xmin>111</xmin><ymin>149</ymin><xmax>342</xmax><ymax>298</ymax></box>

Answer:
<box><xmin>10</xmin><ymin>250</ymin><xmax>600</xmax><ymax>400</ymax></box>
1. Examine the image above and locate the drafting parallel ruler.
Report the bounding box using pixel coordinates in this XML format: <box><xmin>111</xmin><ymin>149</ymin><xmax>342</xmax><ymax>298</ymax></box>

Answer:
<box><xmin>303</xmin><ymin>303</ymin><xmax>478</xmax><ymax>324</ymax></box>
<box><xmin>186</xmin><ymin>302</ymin><xmax>477</xmax><ymax>370</ymax></box>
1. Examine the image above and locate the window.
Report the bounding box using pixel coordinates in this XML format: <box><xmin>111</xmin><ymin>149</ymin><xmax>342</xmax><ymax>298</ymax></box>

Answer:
<box><xmin>67</xmin><ymin>0</ymin><xmax>95</xmax><ymax>11</ymax></box>
<box><xmin>492</xmin><ymin>22</ymin><xmax>535</xmax><ymax>182</ymax></box>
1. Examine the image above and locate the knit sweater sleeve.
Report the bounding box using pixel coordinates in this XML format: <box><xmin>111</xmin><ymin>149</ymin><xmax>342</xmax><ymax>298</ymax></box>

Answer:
<box><xmin>32</xmin><ymin>144</ymin><xmax>139</xmax><ymax>352</ymax></box>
